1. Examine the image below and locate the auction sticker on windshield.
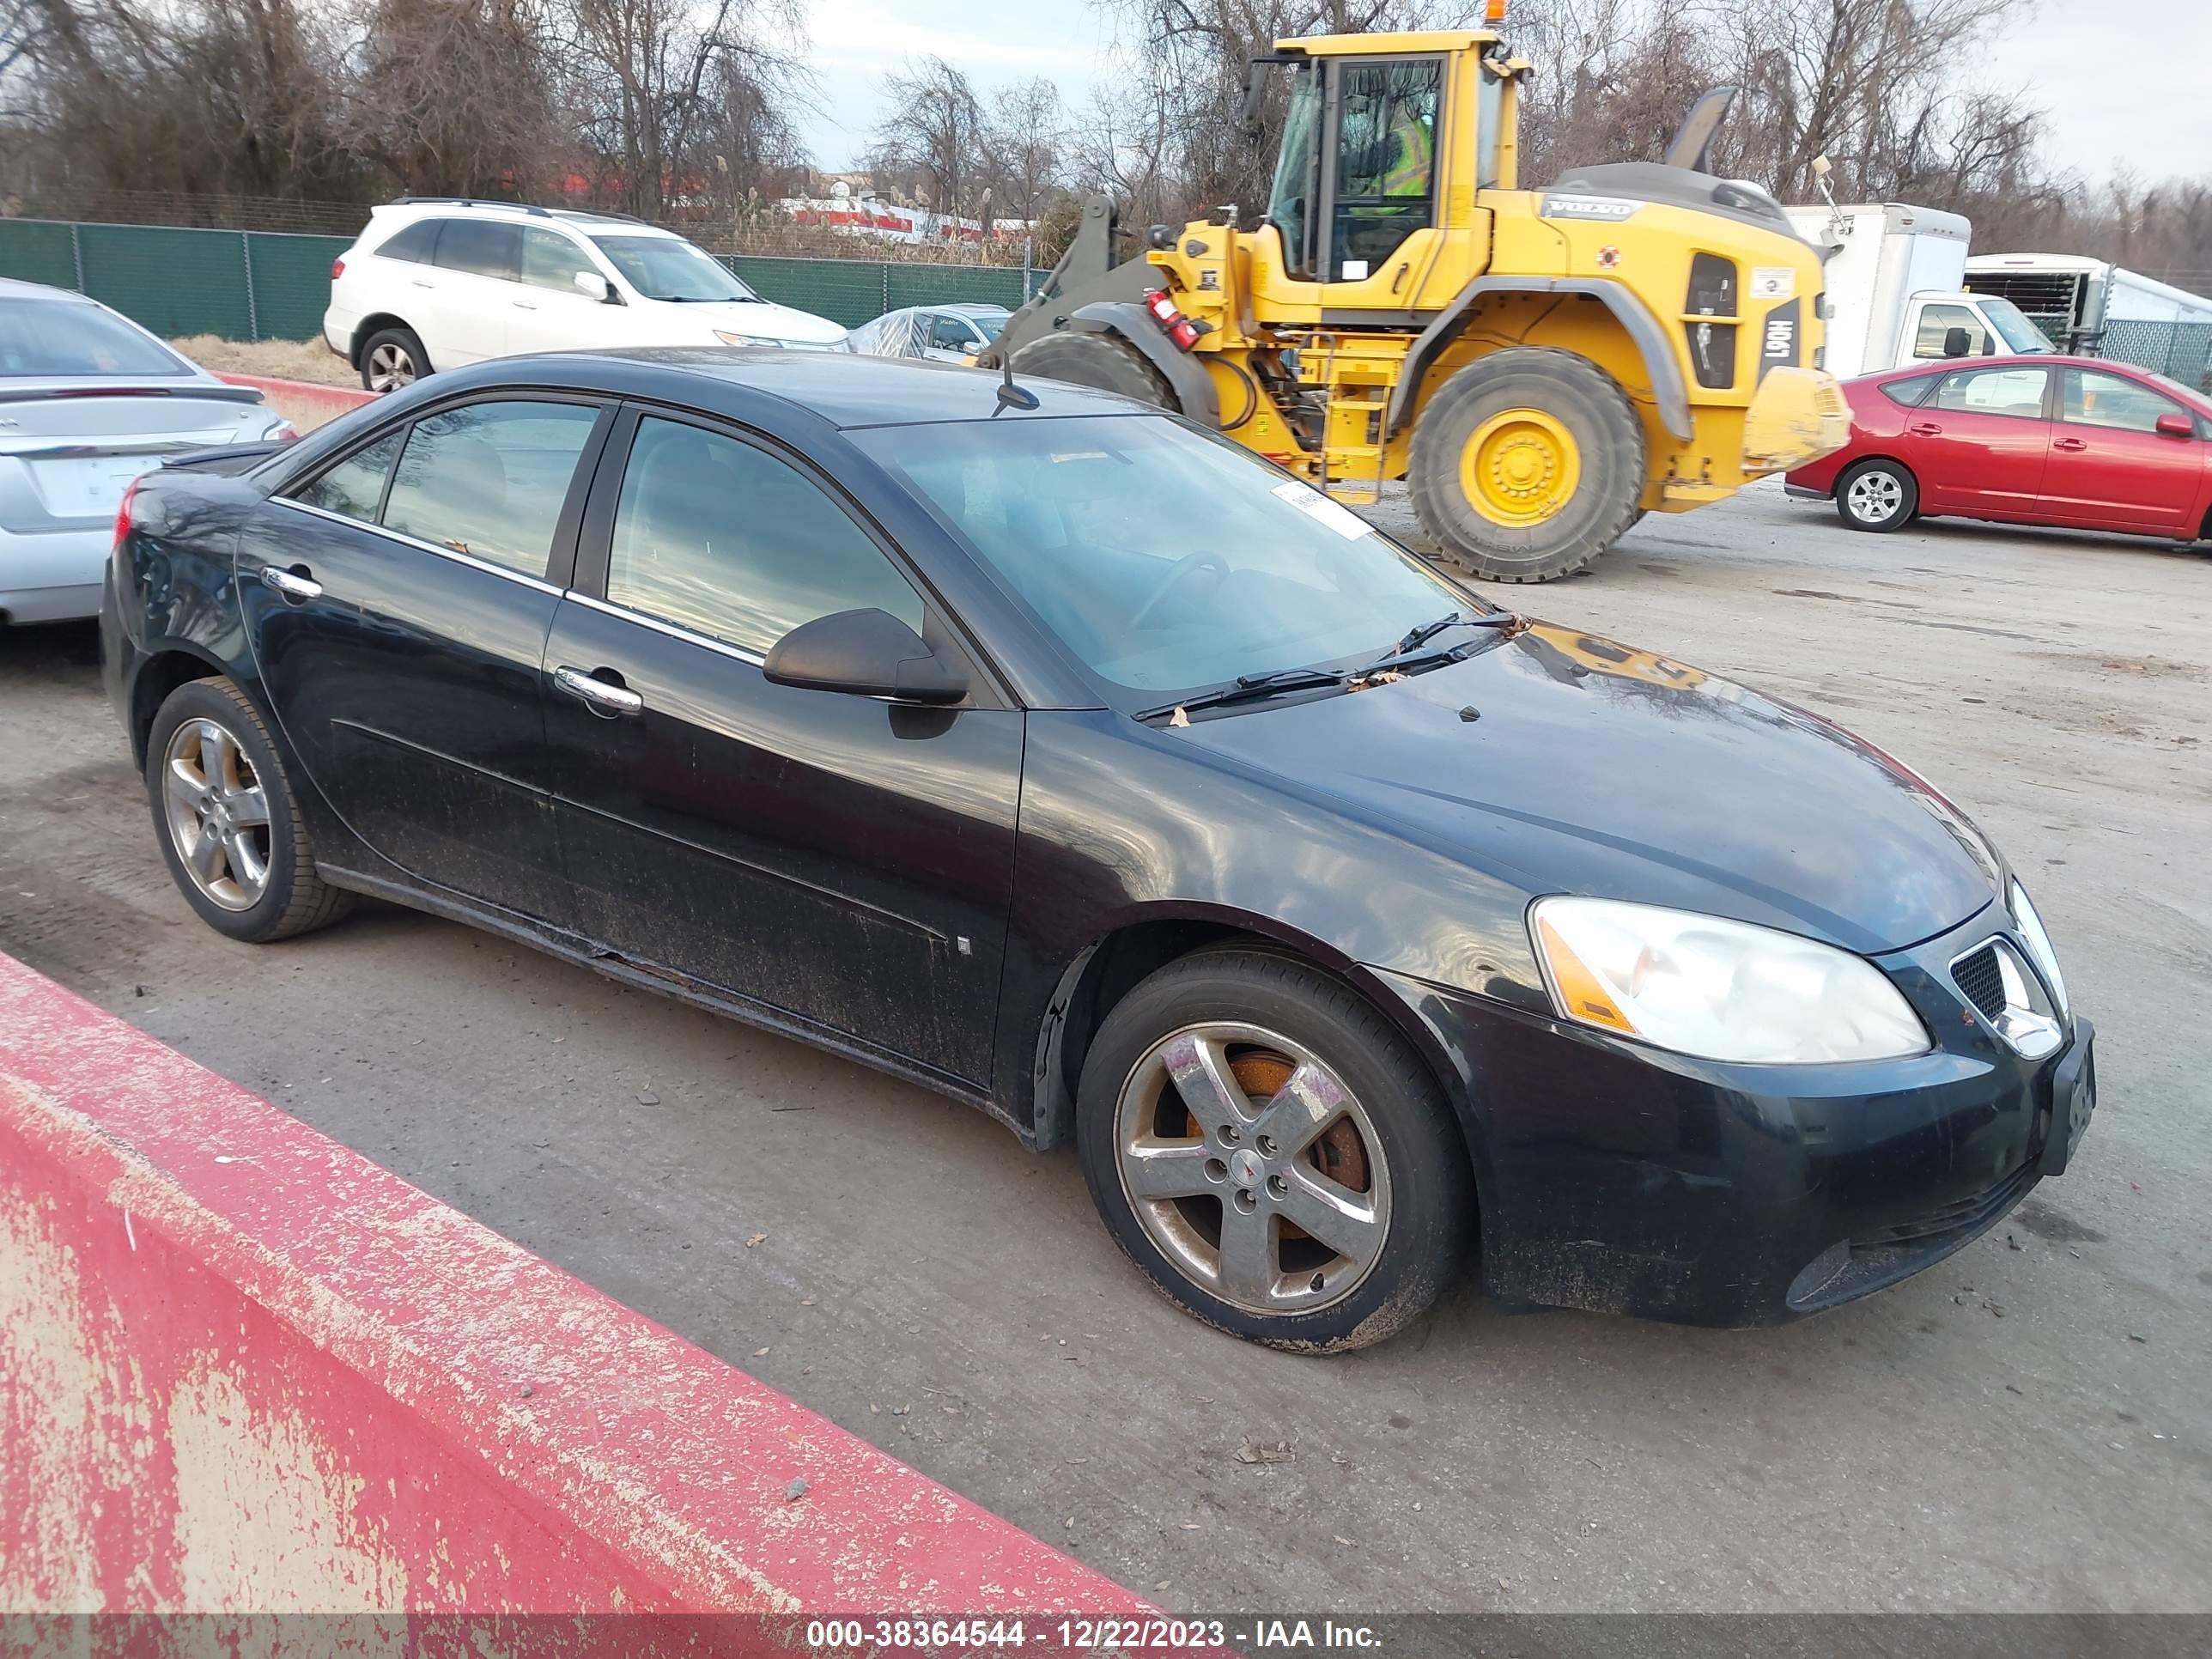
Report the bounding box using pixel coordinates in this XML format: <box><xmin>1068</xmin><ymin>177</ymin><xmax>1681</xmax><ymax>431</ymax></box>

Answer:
<box><xmin>1272</xmin><ymin>479</ymin><xmax>1372</xmax><ymax>540</ymax></box>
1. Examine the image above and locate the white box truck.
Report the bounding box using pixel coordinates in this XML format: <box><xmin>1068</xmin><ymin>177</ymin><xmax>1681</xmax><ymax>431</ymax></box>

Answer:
<box><xmin>1785</xmin><ymin>202</ymin><xmax>2052</xmax><ymax>377</ymax></box>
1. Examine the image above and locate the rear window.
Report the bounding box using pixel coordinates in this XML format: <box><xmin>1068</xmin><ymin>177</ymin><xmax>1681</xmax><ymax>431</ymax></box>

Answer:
<box><xmin>434</xmin><ymin>220</ymin><xmax>521</xmax><ymax>281</ymax></box>
<box><xmin>1877</xmin><ymin>374</ymin><xmax>1942</xmax><ymax>409</ymax></box>
<box><xmin>0</xmin><ymin>299</ymin><xmax>191</xmax><ymax>377</ymax></box>
<box><xmin>374</xmin><ymin>220</ymin><xmax>441</xmax><ymax>264</ymax></box>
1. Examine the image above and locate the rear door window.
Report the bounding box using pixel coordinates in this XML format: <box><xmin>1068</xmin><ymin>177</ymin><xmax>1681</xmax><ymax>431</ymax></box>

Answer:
<box><xmin>1932</xmin><ymin>367</ymin><xmax>2048</xmax><ymax>419</ymax></box>
<box><xmin>294</xmin><ymin>431</ymin><xmax>402</xmax><ymax>523</ymax></box>
<box><xmin>434</xmin><ymin>220</ymin><xmax>522</xmax><ymax>282</ymax></box>
<box><xmin>381</xmin><ymin>401</ymin><xmax>600</xmax><ymax>577</ymax></box>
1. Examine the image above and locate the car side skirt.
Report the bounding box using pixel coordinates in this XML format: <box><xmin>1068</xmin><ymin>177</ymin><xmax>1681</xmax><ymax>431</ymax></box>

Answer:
<box><xmin>316</xmin><ymin>862</ymin><xmax>1023</xmax><ymax>1140</ymax></box>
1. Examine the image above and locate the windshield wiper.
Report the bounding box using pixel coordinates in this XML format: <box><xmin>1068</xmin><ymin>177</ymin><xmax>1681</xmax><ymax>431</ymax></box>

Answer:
<box><xmin>1360</xmin><ymin>611</ymin><xmax>1520</xmax><ymax>676</ymax></box>
<box><xmin>1136</xmin><ymin>666</ymin><xmax>1348</xmax><ymax>724</ymax></box>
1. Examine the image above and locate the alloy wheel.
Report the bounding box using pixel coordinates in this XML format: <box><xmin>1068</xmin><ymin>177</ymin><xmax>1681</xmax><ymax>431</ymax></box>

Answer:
<box><xmin>161</xmin><ymin>718</ymin><xmax>272</xmax><ymax>911</ymax></box>
<box><xmin>1113</xmin><ymin>1021</ymin><xmax>1392</xmax><ymax>1316</ymax></box>
<box><xmin>1847</xmin><ymin>469</ymin><xmax>1903</xmax><ymax>523</ymax></box>
<box><xmin>367</xmin><ymin>342</ymin><xmax>416</xmax><ymax>392</ymax></box>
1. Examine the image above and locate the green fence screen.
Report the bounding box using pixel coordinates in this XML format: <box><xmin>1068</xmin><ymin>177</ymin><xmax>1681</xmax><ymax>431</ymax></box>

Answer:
<box><xmin>0</xmin><ymin>216</ymin><xmax>1039</xmax><ymax>343</ymax></box>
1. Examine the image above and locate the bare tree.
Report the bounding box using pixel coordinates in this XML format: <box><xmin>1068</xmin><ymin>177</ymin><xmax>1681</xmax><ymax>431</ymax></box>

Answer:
<box><xmin>987</xmin><ymin>76</ymin><xmax>1065</xmax><ymax>224</ymax></box>
<box><xmin>336</xmin><ymin>0</ymin><xmax>556</xmax><ymax>198</ymax></box>
<box><xmin>871</xmin><ymin>55</ymin><xmax>988</xmax><ymax>221</ymax></box>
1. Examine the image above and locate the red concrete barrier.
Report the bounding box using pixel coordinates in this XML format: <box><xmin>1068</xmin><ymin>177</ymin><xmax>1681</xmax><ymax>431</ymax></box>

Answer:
<box><xmin>216</xmin><ymin>372</ymin><xmax>376</xmax><ymax>434</ymax></box>
<box><xmin>0</xmin><ymin>953</ymin><xmax>1153</xmax><ymax>1642</ymax></box>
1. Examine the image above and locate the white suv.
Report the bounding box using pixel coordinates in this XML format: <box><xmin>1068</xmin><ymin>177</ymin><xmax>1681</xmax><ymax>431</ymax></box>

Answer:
<box><xmin>324</xmin><ymin>199</ymin><xmax>850</xmax><ymax>391</ymax></box>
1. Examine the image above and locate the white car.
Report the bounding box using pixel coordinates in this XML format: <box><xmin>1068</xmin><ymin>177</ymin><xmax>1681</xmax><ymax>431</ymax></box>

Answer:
<box><xmin>323</xmin><ymin>200</ymin><xmax>851</xmax><ymax>391</ymax></box>
<box><xmin>0</xmin><ymin>279</ymin><xmax>291</xmax><ymax>624</ymax></box>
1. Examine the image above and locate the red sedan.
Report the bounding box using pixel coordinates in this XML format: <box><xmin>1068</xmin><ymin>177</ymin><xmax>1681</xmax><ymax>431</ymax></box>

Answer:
<box><xmin>1786</xmin><ymin>354</ymin><xmax>2212</xmax><ymax>544</ymax></box>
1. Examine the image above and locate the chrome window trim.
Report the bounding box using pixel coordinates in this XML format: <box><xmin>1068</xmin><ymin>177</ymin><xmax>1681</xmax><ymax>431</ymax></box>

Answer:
<box><xmin>562</xmin><ymin>589</ymin><xmax>768</xmax><ymax>667</ymax></box>
<box><xmin>272</xmin><ymin>496</ymin><xmax>564</xmax><ymax>596</ymax></box>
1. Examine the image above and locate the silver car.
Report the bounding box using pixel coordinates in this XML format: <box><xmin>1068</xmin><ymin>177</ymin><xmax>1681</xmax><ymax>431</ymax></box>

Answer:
<box><xmin>848</xmin><ymin>302</ymin><xmax>1012</xmax><ymax>363</ymax></box>
<box><xmin>1</xmin><ymin>280</ymin><xmax>293</xmax><ymax>623</ymax></box>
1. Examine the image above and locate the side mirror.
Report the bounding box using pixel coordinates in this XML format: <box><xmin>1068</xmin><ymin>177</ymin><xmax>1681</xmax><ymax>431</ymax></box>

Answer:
<box><xmin>763</xmin><ymin>608</ymin><xmax>968</xmax><ymax>704</ymax></box>
<box><xmin>574</xmin><ymin>270</ymin><xmax>619</xmax><ymax>304</ymax></box>
<box><xmin>2155</xmin><ymin>412</ymin><xmax>2194</xmax><ymax>439</ymax></box>
<box><xmin>1942</xmin><ymin>326</ymin><xmax>1972</xmax><ymax>359</ymax></box>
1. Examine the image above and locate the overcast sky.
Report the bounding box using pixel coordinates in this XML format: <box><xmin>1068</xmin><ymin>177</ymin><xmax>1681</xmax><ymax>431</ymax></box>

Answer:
<box><xmin>797</xmin><ymin>0</ymin><xmax>2212</xmax><ymax>188</ymax></box>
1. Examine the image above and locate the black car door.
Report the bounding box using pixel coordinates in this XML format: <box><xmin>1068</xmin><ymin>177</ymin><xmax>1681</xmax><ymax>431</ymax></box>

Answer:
<box><xmin>537</xmin><ymin>406</ymin><xmax>1023</xmax><ymax>1086</ymax></box>
<box><xmin>240</xmin><ymin>394</ymin><xmax>612</xmax><ymax>921</ymax></box>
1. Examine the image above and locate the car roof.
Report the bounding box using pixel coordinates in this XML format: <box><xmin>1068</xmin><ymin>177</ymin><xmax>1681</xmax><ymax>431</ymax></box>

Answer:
<box><xmin>0</xmin><ymin>276</ymin><xmax>105</xmax><ymax>306</ymax></box>
<box><xmin>373</xmin><ymin>199</ymin><xmax>682</xmax><ymax>239</ymax></box>
<box><xmin>939</xmin><ymin>302</ymin><xmax>1012</xmax><ymax>315</ymax></box>
<box><xmin>427</xmin><ymin>345</ymin><xmax>1152</xmax><ymax>429</ymax></box>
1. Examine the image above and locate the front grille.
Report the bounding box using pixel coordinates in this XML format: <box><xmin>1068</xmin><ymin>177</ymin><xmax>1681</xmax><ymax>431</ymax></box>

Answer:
<box><xmin>1953</xmin><ymin>944</ymin><xmax>2006</xmax><ymax>1019</ymax></box>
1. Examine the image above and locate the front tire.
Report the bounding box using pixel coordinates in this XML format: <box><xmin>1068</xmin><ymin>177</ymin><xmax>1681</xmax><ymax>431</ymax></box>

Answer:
<box><xmin>1007</xmin><ymin>331</ymin><xmax>1176</xmax><ymax>409</ymax></box>
<box><xmin>1075</xmin><ymin>950</ymin><xmax>1471</xmax><ymax>1352</ymax></box>
<box><xmin>1835</xmin><ymin>459</ymin><xmax>1917</xmax><ymax>532</ymax></box>
<box><xmin>1410</xmin><ymin>346</ymin><xmax>1646</xmax><ymax>583</ymax></box>
<box><xmin>146</xmin><ymin>678</ymin><xmax>354</xmax><ymax>943</ymax></box>
<box><xmin>359</xmin><ymin>325</ymin><xmax>430</xmax><ymax>393</ymax></box>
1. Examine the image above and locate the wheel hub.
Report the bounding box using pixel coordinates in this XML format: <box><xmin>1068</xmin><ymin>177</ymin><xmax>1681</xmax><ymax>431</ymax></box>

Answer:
<box><xmin>1461</xmin><ymin>407</ymin><xmax>1583</xmax><ymax>528</ymax></box>
<box><xmin>1114</xmin><ymin>1023</ymin><xmax>1392</xmax><ymax>1316</ymax></box>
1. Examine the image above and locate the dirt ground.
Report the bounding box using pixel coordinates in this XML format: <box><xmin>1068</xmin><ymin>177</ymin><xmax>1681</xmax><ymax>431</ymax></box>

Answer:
<box><xmin>169</xmin><ymin>333</ymin><xmax>356</xmax><ymax>387</ymax></box>
<box><xmin>3</xmin><ymin>483</ymin><xmax>2207</xmax><ymax>1613</ymax></box>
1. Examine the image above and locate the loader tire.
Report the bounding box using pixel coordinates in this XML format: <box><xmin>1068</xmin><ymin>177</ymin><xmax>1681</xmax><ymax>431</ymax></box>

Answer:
<box><xmin>1009</xmin><ymin>330</ymin><xmax>1178</xmax><ymax>410</ymax></box>
<box><xmin>1410</xmin><ymin>347</ymin><xmax>1645</xmax><ymax>584</ymax></box>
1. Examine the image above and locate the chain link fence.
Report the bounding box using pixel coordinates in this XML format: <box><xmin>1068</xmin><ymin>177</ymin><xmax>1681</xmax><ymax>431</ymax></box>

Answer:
<box><xmin>0</xmin><ymin>214</ymin><xmax>1044</xmax><ymax>344</ymax></box>
<box><xmin>2021</xmin><ymin>313</ymin><xmax>2212</xmax><ymax>392</ymax></box>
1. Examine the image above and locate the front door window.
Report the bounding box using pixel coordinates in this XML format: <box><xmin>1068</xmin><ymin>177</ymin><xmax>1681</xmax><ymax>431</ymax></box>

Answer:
<box><xmin>1332</xmin><ymin>59</ymin><xmax>1442</xmax><ymax>280</ymax></box>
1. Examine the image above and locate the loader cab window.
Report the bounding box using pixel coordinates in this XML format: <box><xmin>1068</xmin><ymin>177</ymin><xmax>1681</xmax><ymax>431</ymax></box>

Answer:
<box><xmin>1331</xmin><ymin>59</ymin><xmax>1442</xmax><ymax>279</ymax></box>
<box><xmin>1267</xmin><ymin>67</ymin><xmax>1323</xmax><ymax>280</ymax></box>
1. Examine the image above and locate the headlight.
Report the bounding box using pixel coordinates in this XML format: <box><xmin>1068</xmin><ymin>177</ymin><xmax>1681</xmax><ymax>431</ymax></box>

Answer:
<box><xmin>2009</xmin><ymin>881</ymin><xmax>2068</xmax><ymax>1017</ymax></box>
<box><xmin>714</xmin><ymin>330</ymin><xmax>776</xmax><ymax>348</ymax></box>
<box><xmin>1528</xmin><ymin>896</ymin><xmax>1930</xmax><ymax>1064</ymax></box>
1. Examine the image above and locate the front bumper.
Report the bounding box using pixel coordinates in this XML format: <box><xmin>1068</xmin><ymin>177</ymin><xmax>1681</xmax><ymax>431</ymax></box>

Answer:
<box><xmin>1370</xmin><ymin>902</ymin><xmax>2094</xmax><ymax>1326</ymax></box>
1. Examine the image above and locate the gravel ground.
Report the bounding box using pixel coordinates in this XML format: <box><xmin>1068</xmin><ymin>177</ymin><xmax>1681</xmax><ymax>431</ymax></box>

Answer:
<box><xmin>3</xmin><ymin>482</ymin><xmax>2207</xmax><ymax>1613</ymax></box>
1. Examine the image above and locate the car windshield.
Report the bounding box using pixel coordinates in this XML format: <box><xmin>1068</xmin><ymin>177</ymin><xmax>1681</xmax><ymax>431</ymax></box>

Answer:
<box><xmin>854</xmin><ymin>414</ymin><xmax>1488</xmax><ymax>699</ymax></box>
<box><xmin>0</xmin><ymin>299</ymin><xmax>191</xmax><ymax>377</ymax></box>
<box><xmin>590</xmin><ymin>234</ymin><xmax>757</xmax><ymax>302</ymax></box>
<box><xmin>1980</xmin><ymin>296</ymin><xmax>2054</xmax><ymax>354</ymax></box>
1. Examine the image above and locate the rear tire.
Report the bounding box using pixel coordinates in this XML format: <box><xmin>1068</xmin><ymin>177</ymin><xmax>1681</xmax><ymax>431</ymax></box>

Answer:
<box><xmin>1835</xmin><ymin>459</ymin><xmax>1917</xmax><ymax>532</ymax></box>
<box><xmin>359</xmin><ymin>325</ymin><xmax>430</xmax><ymax>394</ymax></box>
<box><xmin>1008</xmin><ymin>330</ymin><xmax>1176</xmax><ymax>410</ymax></box>
<box><xmin>1409</xmin><ymin>347</ymin><xmax>1645</xmax><ymax>584</ymax></box>
<box><xmin>146</xmin><ymin>678</ymin><xmax>355</xmax><ymax>944</ymax></box>
<box><xmin>1075</xmin><ymin>949</ymin><xmax>1471</xmax><ymax>1352</ymax></box>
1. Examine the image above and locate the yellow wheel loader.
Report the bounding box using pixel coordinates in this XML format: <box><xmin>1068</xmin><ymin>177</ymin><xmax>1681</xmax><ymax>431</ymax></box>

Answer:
<box><xmin>981</xmin><ymin>16</ymin><xmax>1850</xmax><ymax>583</ymax></box>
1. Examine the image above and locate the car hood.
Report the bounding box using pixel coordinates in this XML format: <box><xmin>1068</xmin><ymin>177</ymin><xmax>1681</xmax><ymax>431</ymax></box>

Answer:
<box><xmin>1173</xmin><ymin>622</ymin><xmax>2002</xmax><ymax>956</ymax></box>
<box><xmin>646</xmin><ymin>297</ymin><xmax>848</xmax><ymax>345</ymax></box>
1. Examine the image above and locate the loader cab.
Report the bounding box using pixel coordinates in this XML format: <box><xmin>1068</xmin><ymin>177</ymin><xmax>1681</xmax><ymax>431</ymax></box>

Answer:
<box><xmin>1250</xmin><ymin>31</ymin><xmax>1509</xmax><ymax>317</ymax></box>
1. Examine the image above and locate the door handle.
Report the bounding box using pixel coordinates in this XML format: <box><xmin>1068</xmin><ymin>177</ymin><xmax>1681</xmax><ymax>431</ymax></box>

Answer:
<box><xmin>259</xmin><ymin>564</ymin><xmax>323</xmax><ymax>603</ymax></box>
<box><xmin>2053</xmin><ymin>437</ymin><xmax>2089</xmax><ymax>452</ymax></box>
<box><xmin>410</xmin><ymin>278</ymin><xmax>435</xmax><ymax>289</ymax></box>
<box><xmin>553</xmin><ymin>665</ymin><xmax>644</xmax><ymax>717</ymax></box>
<box><xmin>513</xmin><ymin>300</ymin><xmax>538</xmax><ymax>310</ymax></box>
<box><xmin>1909</xmin><ymin>422</ymin><xmax>1942</xmax><ymax>436</ymax></box>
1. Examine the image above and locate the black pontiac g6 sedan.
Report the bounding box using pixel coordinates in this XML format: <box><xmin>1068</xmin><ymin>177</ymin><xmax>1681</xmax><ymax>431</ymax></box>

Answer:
<box><xmin>101</xmin><ymin>349</ymin><xmax>2096</xmax><ymax>1351</ymax></box>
